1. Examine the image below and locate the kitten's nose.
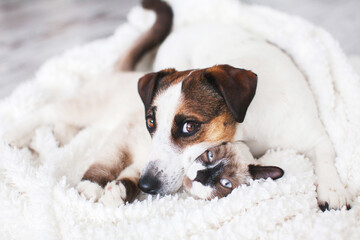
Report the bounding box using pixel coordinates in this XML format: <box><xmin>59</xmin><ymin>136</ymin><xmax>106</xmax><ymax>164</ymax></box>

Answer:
<box><xmin>194</xmin><ymin>170</ymin><xmax>209</xmax><ymax>185</ymax></box>
<box><xmin>193</xmin><ymin>162</ymin><xmax>225</xmax><ymax>186</ymax></box>
<box><xmin>138</xmin><ymin>174</ymin><xmax>161</xmax><ymax>194</ymax></box>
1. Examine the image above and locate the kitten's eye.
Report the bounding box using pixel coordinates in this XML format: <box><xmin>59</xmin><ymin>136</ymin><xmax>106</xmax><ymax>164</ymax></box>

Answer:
<box><xmin>146</xmin><ymin>116</ymin><xmax>155</xmax><ymax>129</ymax></box>
<box><xmin>182</xmin><ymin>121</ymin><xmax>199</xmax><ymax>135</ymax></box>
<box><xmin>207</xmin><ymin>150</ymin><xmax>214</xmax><ymax>163</ymax></box>
<box><xmin>220</xmin><ymin>179</ymin><xmax>232</xmax><ymax>188</ymax></box>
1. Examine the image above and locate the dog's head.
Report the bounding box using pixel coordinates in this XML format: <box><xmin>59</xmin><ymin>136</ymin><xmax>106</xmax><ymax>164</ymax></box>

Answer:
<box><xmin>183</xmin><ymin>142</ymin><xmax>284</xmax><ymax>199</ymax></box>
<box><xmin>137</xmin><ymin>65</ymin><xmax>257</xmax><ymax>195</ymax></box>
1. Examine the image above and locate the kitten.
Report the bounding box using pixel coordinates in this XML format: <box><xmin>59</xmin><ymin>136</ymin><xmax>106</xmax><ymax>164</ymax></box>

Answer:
<box><xmin>183</xmin><ymin>142</ymin><xmax>284</xmax><ymax>199</ymax></box>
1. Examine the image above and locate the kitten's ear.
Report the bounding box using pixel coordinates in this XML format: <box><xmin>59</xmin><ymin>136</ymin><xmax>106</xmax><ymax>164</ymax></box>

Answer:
<box><xmin>248</xmin><ymin>164</ymin><xmax>284</xmax><ymax>180</ymax></box>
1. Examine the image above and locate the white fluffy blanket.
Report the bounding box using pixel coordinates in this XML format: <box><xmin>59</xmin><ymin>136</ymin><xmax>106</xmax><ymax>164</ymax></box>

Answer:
<box><xmin>1</xmin><ymin>0</ymin><xmax>360</xmax><ymax>239</ymax></box>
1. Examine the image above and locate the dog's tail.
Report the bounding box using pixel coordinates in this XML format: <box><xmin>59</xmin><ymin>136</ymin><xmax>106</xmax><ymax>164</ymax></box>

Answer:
<box><xmin>117</xmin><ymin>0</ymin><xmax>173</xmax><ymax>71</ymax></box>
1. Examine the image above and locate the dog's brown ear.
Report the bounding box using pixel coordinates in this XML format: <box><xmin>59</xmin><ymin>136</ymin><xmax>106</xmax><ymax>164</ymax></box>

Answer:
<box><xmin>138</xmin><ymin>68</ymin><xmax>176</xmax><ymax>110</ymax></box>
<box><xmin>204</xmin><ymin>65</ymin><xmax>257</xmax><ymax>122</ymax></box>
<box><xmin>248</xmin><ymin>164</ymin><xmax>284</xmax><ymax>180</ymax></box>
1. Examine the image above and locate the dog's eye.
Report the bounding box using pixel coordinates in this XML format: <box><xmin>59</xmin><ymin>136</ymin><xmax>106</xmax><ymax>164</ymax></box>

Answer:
<box><xmin>220</xmin><ymin>179</ymin><xmax>232</xmax><ymax>188</ymax></box>
<box><xmin>182</xmin><ymin>121</ymin><xmax>199</xmax><ymax>135</ymax></box>
<box><xmin>207</xmin><ymin>150</ymin><xmax>214</xmax><ymax>162</ymax></box>
<box><xmin>146</xmin><ymin>116</ymin><xmax>155</xmax><ymax>130</ymax></box>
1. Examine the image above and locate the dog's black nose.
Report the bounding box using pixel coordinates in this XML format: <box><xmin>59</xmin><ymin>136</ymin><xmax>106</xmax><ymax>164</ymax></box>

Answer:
<box><xmin>138</xmin><ymin>174</ymin><xmax>161</xmax><ymax>194</ymax></box>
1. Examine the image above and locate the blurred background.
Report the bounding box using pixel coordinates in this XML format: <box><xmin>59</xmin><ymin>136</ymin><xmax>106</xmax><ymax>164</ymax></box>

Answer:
<box><xmin>0</xmin><ymin>0</ymin><xmax>359</xmax><ymax>99</ymax></box>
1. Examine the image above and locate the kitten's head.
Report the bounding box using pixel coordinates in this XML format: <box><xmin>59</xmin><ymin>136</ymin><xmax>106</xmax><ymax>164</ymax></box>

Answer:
<box><xmin>183</xmin><ymin>142</ymin><xmax>284</xmax><ymax>199</ymax></box>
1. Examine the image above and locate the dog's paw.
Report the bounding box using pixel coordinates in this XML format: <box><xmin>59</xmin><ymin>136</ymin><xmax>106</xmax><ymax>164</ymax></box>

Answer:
<box><xmin>77</xmin><ymin>180</ymin><xmax>104</xmax><ymax>200</ymax></box>
<box><xmin>99</xmin><ymin>180</ymin><xmax>126</xmax><ymax>207</ymax></box>
<box><xmin>317</xmin><ymin>179</ymin><xmax>351</xmax><ymax>211</ymax></box>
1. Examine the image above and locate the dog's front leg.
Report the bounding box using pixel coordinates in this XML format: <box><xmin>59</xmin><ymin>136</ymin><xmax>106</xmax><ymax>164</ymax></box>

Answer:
<box><xmin>308</xmin><ymin>136</ymin><xmax>351</xmax><ymax>210</ymax></box>
<box><xmin>99</xmin><ymin>165</ymin><xmax>140</xmax><ymax>206</ymax></box>
<box><xmin>77</xmin><ymin>148</ymin><xmax>133</xmax><ymax>204</ymax></box>
<box><xmin>78</xmin><ymin>162</ymin><xmax>140</xmax><ymax>206</ymax></box>
<box><xmin>76</xmin><ymin>126</ymin><xmax>142</xmax><ymax>206</ymax></box>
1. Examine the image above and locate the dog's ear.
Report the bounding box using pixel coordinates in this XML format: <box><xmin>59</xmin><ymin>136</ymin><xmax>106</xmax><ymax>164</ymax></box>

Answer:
<box><xmin>138</xmin><ymin>68</ymin><xmax>176</xmax><ymax>110</ymax></box>
<box><xmin>248</xmin><ymin>164</ymin><xmax>284</xmax><ymax>180</ymax></box>
<box><xmin>204</xmin><ymin>65</ymin><xmax>257</xmax><ymax>122</ymax></box>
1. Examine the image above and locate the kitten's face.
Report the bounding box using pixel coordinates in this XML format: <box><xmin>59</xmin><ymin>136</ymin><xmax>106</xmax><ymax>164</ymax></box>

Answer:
<box><xmin>183</xmin><ymin>142</ymin><xmax>284</xmax><ymax>200</ymax></box>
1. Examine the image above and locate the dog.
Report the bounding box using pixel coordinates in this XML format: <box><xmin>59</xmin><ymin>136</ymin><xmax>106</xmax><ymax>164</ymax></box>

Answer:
<box><xmin>3</xmin><ymin>1</ymin><xmax>351</xmax><ymax>210</ymax></box>
<box><xmin>183</xmin><ymin>141</ymin><xmax>284</xmax><ymax>200</ymax></box>
<box><xmin>136</xmin><ymin>23</ymin><xmax>351</xmax><ymax>210</ymax></box>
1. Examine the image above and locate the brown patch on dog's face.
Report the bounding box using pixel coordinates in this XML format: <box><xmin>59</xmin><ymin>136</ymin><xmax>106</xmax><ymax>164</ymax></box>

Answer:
<box><xmin>138</xmin><ymin>68</ymin><xmax>192</xmax><ymax>112</ymax></box>
<box><xmin>139</xmin><ymin>65</ymin><xmax>256</xmax><ymax>148</ymax></box>
<box><xmin>140</xmin><ymin>69</ymin><xmax>195</xmax><ymax>137</ymax></box>
<box><xmin>171</xmin><ymin>70</ymin><xmax>237</xmax><ymax>148</ymax></box>
<box><xmin>155</xmin><ymin>70</ymin><xmax>192</xmax><ymax>93</ymax></box>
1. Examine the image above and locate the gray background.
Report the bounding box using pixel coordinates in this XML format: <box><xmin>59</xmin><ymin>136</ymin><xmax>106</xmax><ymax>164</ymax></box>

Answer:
<box><xmin>0</xmin><ymin>0</ymin><xmax>359</xmax><ymax>99</ymax></box>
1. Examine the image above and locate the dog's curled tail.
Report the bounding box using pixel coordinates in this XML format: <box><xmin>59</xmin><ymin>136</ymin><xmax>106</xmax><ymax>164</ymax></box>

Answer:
<box><xmin>117</xmin><ymin>0</ymin><xmax>173</xmax><ymax>71</ymax></box>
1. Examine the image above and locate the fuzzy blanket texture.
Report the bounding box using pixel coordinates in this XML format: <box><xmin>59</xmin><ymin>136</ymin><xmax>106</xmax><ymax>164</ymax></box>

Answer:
<box><xmin>1</xmin><ymin>0</ymin><xmax>360</xmax><ymax>239</ymax></box>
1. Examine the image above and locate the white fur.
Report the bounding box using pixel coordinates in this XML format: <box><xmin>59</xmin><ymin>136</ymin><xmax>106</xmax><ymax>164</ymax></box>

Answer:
<box><xmin>189</xmin><ymin>182</ymin><xmax>213</xmax><ymax>199</ymax></box>
<box><xmin>143</xmin><ymin>83</ymin><xmax>185</xmax><ymax>193</ymax></box>
<box><xmin>187</xmin><ymin>162</ymin><xmax>205</xmax><ymax>181</ymax></box>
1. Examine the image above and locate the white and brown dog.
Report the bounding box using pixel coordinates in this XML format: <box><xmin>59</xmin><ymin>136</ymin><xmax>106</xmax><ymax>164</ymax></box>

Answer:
<box><xmin>4</xmin><ymin>0</ymin><xmax>350</xmax><ymax>210</ymax></box>
<box><xmin>138</xmin><ymin>22</ymin><xmax>351</xmax><ymax>210</ymax></box>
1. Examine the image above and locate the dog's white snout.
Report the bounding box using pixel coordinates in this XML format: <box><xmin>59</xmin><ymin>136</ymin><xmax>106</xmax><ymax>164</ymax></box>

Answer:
<box><xmin>141</xmin><ymin>157</ymin><xmax>186</xmax><ymax>194</ymax></box>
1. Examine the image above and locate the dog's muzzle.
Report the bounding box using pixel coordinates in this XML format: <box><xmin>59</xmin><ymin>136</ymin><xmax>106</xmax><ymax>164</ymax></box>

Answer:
<box><xmin>138</xmin><ymin>159</ymin><xmax>184</xmax><ymax>195</ymax></box>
